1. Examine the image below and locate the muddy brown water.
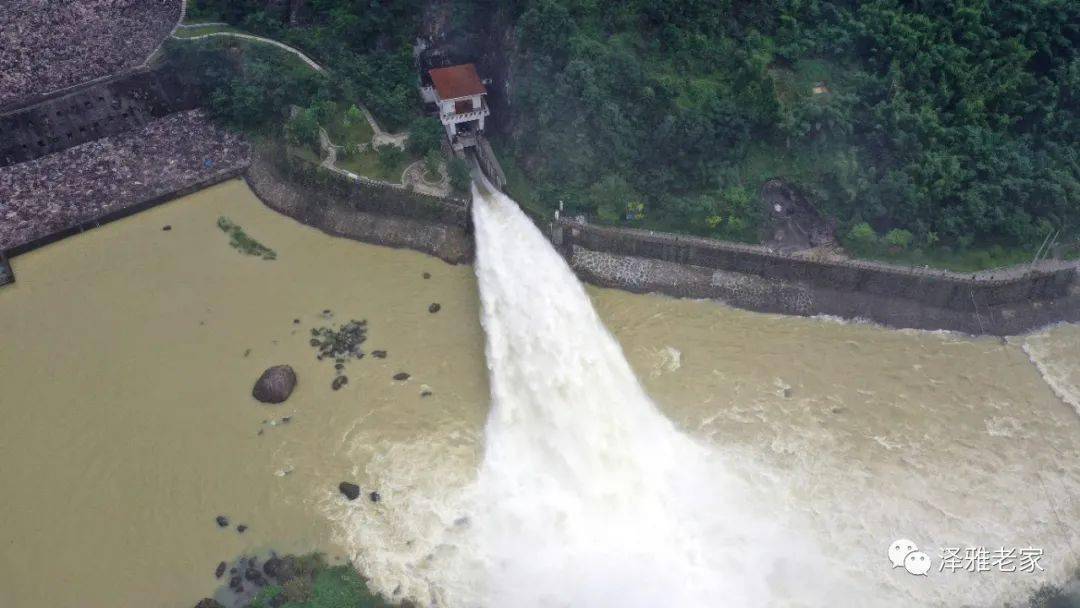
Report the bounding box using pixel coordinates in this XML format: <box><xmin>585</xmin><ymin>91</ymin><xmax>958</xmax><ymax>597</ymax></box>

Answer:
<box><xmin>0</xmin><ymin>179</ymin><xmax>1077</xmax><ymax>607</ymax></box>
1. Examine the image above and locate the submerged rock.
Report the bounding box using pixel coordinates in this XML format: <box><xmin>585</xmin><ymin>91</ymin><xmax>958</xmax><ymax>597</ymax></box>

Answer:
<box><xmin>263</xmin><ymin>555</ymin><xmax>299</xmax><ymax>582</ymax></box>
<box><xmin>339</xmin><ymin>482</ymin><xmax>360</xmax><ymax>500</ymax></box>
<box><xmin>195</xmin><ymin>599</ymin><xmax>224</xmax><ymax>608</ymax></box>
<box><xmin>262</xmin><ymin>556</ymin><xmax>282</xmax><ymax>579</ymax></box>
<box><xmin>237</xmin><ymin>524</ymin><xmax>248</xmax><ymax>533</ymax></box>
<box><xmin>422</xmin><ymin>272</ymin><xmax>431</xmax><ymax>279</ymax></box>
<box><xmin>215</xmin><ymin>561</ymin><xmax>226</xmax><ymax>578</ymax></box>
<box><xmin>428</xmin><ymin>303</ymin><xmax>441</xmax><ymax>313</ymax></box>
<box><xmin>215</xmin><ymin>515</ymin><xmax>229</xmax><ymax>528</ymax></box>
<box><xmin>371</xmin><ymin>350</ymin><xmax>387</xmax><ymax>359</ymax></box>
<box><xmin>252</xmin><ymin>365</ymin><xmax>297</xmax><ymax>404</ymax></box>
<box><xmin>332</xmin><ymin>376</ymin><xmax>348</xmax><ymax>391</ymax></box>
<box><xmin>369</xmin><ymin>491</ymin><xmax>380</xmax><ymax>503</ymax></box>
<box><xmin>393</xmin><ymin>372</ymin><xmax>410</xmax><ymax>381</ymax></box>
<box><xmin>245</xmin><ymin>567</ymin><xmax>266</xmax><ymax>586</ymax></box>
<box><xmin>162</xmin><ymin>225</ymin><xmax>172</xmax><ymax>231</ymax></box>
<box><xmin>310</xmin><ymin>320</ymin><xmax>367</xmax><ymax>363</ymax></box>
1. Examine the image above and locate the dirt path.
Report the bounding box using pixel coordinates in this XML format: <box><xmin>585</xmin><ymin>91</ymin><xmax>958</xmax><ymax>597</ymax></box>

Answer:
<box><xmin>171</xmin><ymin>31</ymin><xmax>326</xmax><ymax>73</ymax></box>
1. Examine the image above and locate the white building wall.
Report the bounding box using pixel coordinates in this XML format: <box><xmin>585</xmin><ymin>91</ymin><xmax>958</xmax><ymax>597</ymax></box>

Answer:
<box><xmin>432</xmin><ymin>92</ymin><xmax>489</xmax><ymax>149</ymax></box>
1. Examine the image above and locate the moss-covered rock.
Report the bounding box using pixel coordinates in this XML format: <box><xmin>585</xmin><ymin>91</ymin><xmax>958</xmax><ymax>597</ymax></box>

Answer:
<box><xmin>245</xmin><ymin>554</ymin><xmax>397</xmax><ymax>608</ymax></box>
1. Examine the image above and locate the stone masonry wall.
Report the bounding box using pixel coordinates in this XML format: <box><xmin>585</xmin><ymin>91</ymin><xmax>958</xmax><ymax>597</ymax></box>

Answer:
<box><xmin>555</xmin><ymin>221</ymin><xmax>1080</xmax><ymax>335</ymax></box>
<box><xmin>245</xmin><ymin>149</ymin><xmax>473</xmax><ymax>264</ymax></box>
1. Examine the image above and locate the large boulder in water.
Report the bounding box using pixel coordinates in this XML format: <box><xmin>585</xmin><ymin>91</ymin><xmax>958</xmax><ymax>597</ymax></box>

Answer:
<box><xmin>339</xmin><ymin>482</ymin><xmax>360</xmax><ymax>500</ymax></box>
<box><xmin>253</xmin><ymin>365</ymin><xmax>297</xmax><ymax>404</ymax></box>
<box><xmin>195</xmin><ymin>600</ymin><xmax>225</xmax><ymax>608</ymax></box>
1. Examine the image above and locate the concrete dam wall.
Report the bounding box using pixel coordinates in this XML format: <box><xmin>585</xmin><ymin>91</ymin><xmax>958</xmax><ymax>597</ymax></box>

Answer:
<box><xmin>0</xmin><ymin>68</ymin><xmax>199</xmax><ymax>167</ymax></box>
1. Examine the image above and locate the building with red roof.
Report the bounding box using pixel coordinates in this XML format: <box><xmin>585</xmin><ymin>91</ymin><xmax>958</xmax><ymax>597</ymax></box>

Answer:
<box><xmin>421</xmin><ymin>63</ymin><xmax>490</xmax><ymax>151</ymax></box>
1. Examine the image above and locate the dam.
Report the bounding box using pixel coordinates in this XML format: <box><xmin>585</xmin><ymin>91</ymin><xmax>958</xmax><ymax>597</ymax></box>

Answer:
<box><xmin>1</xmin><ymin>2</ymin><xmax>1078</xmax><ymax>607</ymax></box>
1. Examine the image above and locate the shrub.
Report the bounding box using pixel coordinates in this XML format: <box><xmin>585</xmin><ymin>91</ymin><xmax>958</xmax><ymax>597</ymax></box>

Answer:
<box><xmin>285</xmin><ymin>107</ymin><xmax>319</xmax><ymax>150</ymax></box>
<box><xmin>344</xmin><ymin>105</ymin><xmax>364</xmax><ymax>127</ymax></box>
<box><xmin>313</xmin><ymin>99</ymin><xmax>338</xmax><ymax>126</ymax></box>
<box><xmin>339</xmin><ymin>142</ymin><xmax>362</xmax><ymax>160</ymax></box>
<box><xmin>423</xmin><ymin>149</ymin><xmax>442</xmax><ymax>181</ymax></box>
<box><xmin>588</xmin><ymin>174</ymin><xmax>639</xmax><ymax>223</ymax></box>
<box><xmin>846</xmin><ymin>222</ymin><xmax>879</xmax><ymax>253</ymax></box>
<box><xmin>376</xmin><ymin>144</ymin><xmax>406</xmax><ymax>172</ymax></box>
<box><xmin>447</xmin><ymin>157</ymin><xmax>471</xmax><ymax>193</ymax></box>
<box><xmin>884</xmin><ymin>228</ymin><xmax>914</xmax><ymax>250</ymax></box>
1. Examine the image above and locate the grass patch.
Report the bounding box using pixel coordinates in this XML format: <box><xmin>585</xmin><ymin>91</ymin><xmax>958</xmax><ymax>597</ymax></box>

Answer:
<box><xmin>217</xmin><ymin>216</ymin><xmax>277</xmax><ymax>260</ymax></box>
<box><xmin>288</xmin><ymin>144</ymin><xmax>323</xmax><ymax>165</ymax></box>
<box><xmin>324</xmin><ymin>108</ymin><xmax>374</xmax><ymax>149</ymax></box>
<box><xmin>337</xmin><ymin>147</ymin><xmax>414</xmax><ymax>183</ymax></box>
<box><xmin>851</xmin><ymin>244</ymin><xmax>1037</xmax><ymax>273</ymax></box>
<box><xmin>246</xmin><ymin>562</ymin><xmax>392</xmax><ymax>608</ymax></box>
<box><xmin>733</xmin><ymin>139</ymin><xmax>828</xmax><ymax>192</ymax></box>
<box><xmin>768</xmin><ymin>58</ymin><xmax>840</xmax><ymax>105</ymax></box>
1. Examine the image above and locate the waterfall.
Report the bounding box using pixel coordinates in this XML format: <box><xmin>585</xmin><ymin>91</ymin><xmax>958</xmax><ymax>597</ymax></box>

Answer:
<box><xmin>466</xmin><ymin>183</ymin><xmax>844</xmax><ymax>607</ymax></box>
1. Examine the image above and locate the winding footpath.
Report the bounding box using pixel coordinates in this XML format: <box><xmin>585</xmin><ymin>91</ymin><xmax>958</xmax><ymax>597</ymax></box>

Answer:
<box><xmin>317</xmin><ymin>126</ymin><xmax>449</xmax><ymax>197</ymax></box>
<box><xmin>171</xmin><ymin>25</ymin><xmax>409</xmax><ymax>150</ymax></box>
<box><xmin>171</xmin><ymin>30</ymin><xmax>326</xmax><ymax>73</ymax></box>
<box><xmin>172</xmin><ymin>23</ymin><xmax>453</xmax><ymax>196</ymax></box>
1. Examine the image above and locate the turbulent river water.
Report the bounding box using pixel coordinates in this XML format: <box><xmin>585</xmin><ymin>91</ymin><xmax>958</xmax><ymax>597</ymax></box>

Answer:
<box><xmin>1</xmin><ymin>179</ymin><xmax>1078</xmax><ymax>607</ymax></box>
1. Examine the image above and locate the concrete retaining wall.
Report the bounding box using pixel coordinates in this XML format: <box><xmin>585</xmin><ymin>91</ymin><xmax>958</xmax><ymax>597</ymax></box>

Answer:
<box><xmin>554</xmin><ymin>221</ymin><xmax>1080</xmax><ymax>335</ymax></box>
<box><xmin>246</xmin><ymin>149</ymin><xmax>473</xmax><ymax>264</ymax></box>
<box><xmin>0</xmin><ymin>252</ymin><xmax>12</xmax><ymax>286</ymax></box>
<box><xmin>243</xmin><ymin>153</ymin><xmax>1078</xmax><ymax>334</ymax></box>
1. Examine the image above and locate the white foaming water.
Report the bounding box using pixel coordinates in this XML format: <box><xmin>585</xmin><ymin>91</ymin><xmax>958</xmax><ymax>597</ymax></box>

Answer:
<box><xmin>463</xmin><ymin>184</ymin><xmax>853</xmax><ymax>607</ymax></box>
<box><xmin>330</xmin><ymin>186</ymin><xmax>1079</xmax><ymax>607</ymax></box>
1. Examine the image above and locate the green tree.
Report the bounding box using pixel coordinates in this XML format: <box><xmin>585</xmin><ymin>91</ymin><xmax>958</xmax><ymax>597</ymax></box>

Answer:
<box><xmin>376</xmin><ymin>144</ymin><xmax>406</xmax><ymax>173</ymax></box>
<box><xmin>588</xmin><ymin>175</ymin><xmax>639</xmax><ymax>223</ymax></box>
<box><xmin>312</xmin><ymin>99</ymin><xmax>338</xmax><ymax>125</ymax></box>
<box><xmin>285</xmin><ymin>107</ymin><xmax>319</xmax><ymax>149</ymax></box>
<box><xmin>447</xmin><ymin>157</ymin><xmax>471</xmax><ymax>194</ymax></box>
<box><xmin>407</xmin><ymin>117</ymin><xmax>445</xmax><ymax>156</ymax></box>
<box><xmin>518</xmin><ymin>0</ymin><xmax>576</xmax><ymax>59</ymax></box>
<box><xmin>423</xmin><ymin>149</ymin><xmax>443</xmax><ymax>181</ymax></box>
<box><xmin>344</xmin><ymin>105</ymin><xmax>364</xmax><ymax>127</ymax></box>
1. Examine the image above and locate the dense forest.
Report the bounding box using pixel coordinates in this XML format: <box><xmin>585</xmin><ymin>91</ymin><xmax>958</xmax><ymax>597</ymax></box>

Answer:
<box><xmin>182</xmin><ymin>0</ymin><xmax>1078</xmax><ymax>268</ymax></box>
<box><xmin>186</xmin><ymin>0</ymin><xmax>422</xmax><ymax>130</ymax></box>
<box><xmin>494</xmin><ymin>0</ymin><xmax>1079</xmax><ymax>264</ymax></box>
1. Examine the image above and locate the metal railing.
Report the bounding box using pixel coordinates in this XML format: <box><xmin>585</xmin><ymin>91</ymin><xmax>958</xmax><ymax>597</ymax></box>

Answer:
<box><xmin>441</xmin><ymin>105</ymin><xmax>490</xmax><ymax>123</ymax></box>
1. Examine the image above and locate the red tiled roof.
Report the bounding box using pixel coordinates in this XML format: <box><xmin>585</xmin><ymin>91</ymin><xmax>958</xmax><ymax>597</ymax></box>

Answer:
<box><xmin>429</xmin><ymin>64</ymin><xmax>486</xmax><ymax>100</ymax></box>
